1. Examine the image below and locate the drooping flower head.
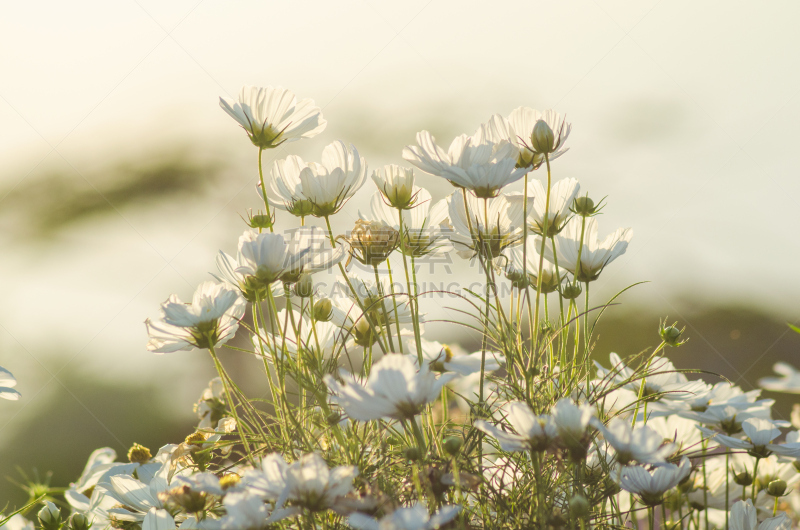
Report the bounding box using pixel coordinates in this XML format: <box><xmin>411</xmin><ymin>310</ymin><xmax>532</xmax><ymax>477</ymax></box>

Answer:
<box><xmin>220</xmin><ymin>85</ymin><xmax>326</xmax><ymax>149</ymax></box>
<box><xmin>145</xmin><ymin>282</ymin><xmax>246</xmax><ymax>353</ymax></box>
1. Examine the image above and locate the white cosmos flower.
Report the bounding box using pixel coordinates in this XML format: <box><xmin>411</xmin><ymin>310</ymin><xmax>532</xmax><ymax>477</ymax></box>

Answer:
<box><xmin>219</xmin><ymin>85</ymin><xmax>326</xmax><ymax>149</ymax></box>
<box><xmin>500</xmin><ymin>107</ymin><xmax>572</xmax><ymax>169</ymax></box>
<box><xmin>64</xmin><ymin>447</ymin><xmax>118</xmax><ymax>513</ymax></box>
<box><xmin>0</xmin><ymin>365</ymin><xmax>20</xmax><ymax>401</ymax></box>
<box><xmin>446</xmin><ymin>189</ymin><xmax>526</xmax><ymax>259</ymax></box>
<box><xmin>145</xmin><ymin>281</ymin><xmax>246</xmax><ymax>353</ymax></box>
<box><xmin>220</xmin><ymin>492</ymin><xmax>295</xmax><ymax>530</ymax></box>
<box><xmin>597</xmin><ymin>353</ymin><xmax>709</xmax><ymax>404</ymax></box>
<box><xmin>361</xmin><ymin>189</ymin><xmax>452</xmax><ymax>257</ymax></box>
<box><xmin>500</xmin><ymin>236</ymin><xmax>566</xmax><ymax>293</ymax></box>
<box><xmin>728</xmin><ymin>500</ymin><xmax>792</xmax><ymax>530</ymax></box>
<box><xmin>242</xmin><ymin>453</ymin><xmax>357</xmax><ymax>513</ymax></box>
<box><xmin>324</xmin><ymin>354</ymin><xmax>457</xmax><ymax>421</ymax></box>
<box><xmin>592</xmin><ymin>417</ymin><xmax>675</xmax><ymax>465</ymax></box>
<box><xmin>371</xmin><ymin>164</ymin><xmax>420</xmax><ymax>210</ymax></box>
<box><xmin>647</xmin><ymin>415</ymin><xmax>703</xmax><ymax>453</ymax></box>
<box><xmin>402</xmin><ymin>338</ymin><xmax>504</xmax><ymax>376</ymax></box>
<box><xmin>758</xmin><ymin>362</ymin><xmax>800</xmax><ymax>394</ymax></box>
<box><xmin>267</xmin><ymin>141</ymin><xmax>368</xmax><ymax>218</ymax></box>
<box><xmin>194</xmin><ymin>378</ymin><xmax>226</xmax><ymax>430</ymax></box>
<box><xmin>100</xmin><ymin>473</ymin><xmax>173</xmax><ymax>523</ymax></box>
<box><xmin>141</xmin><ymin>508</ymin><xmax>176</xmax><ymax>530</ymax></box>
<box><xmin>544</xmin><ymin>217</ymin><xmax>632</xmax><ymax>282</ymax></box>
<box><xmin>505</xmin><ymin>178</ymin><xmax>580</xmax><ymax>237</ymax></box>
<box><xmin>475</xmin><ymin>401</ymin><xmax>558</xmax><ymax>452</ymax></box>
<box><xmin>348</xmin><ymin>503</ymin><xmax>461</xmax><ymax>530</ymax></box>
<box><xmin>620</xmin><ymin>458</ymin><xmax>692</xmax><ymax>505</ymax></box>
<box><xmin>402</xmin><ymin>117</ymin><xmax>527</xmax><ymax>198</ymax></box>
<box><xmin>711</xmin><ymin>417</ymin><xmax>800</xmax><ymax>458</ymax></box>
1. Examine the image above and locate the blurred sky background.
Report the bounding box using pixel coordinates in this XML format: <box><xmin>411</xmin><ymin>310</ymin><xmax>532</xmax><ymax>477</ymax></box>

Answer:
<box><xmin>2</xmin><ymin>0</ymin><xmax>800</xmax><ymax>506</ymax></box>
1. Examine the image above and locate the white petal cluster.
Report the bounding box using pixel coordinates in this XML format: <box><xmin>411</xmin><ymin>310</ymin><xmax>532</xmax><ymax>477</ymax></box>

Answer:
<box><xmin>545</xmin><ymin>217</ymin><xmax>632</xmax><ymax>282</ymax></box>
<box><xmin>348</xmin><ymin>503</ymin><xmax>461</xmax><ymax>530</ymax></box>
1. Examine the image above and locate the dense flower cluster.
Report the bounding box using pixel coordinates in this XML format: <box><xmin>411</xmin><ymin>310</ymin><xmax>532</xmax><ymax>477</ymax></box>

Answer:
<box><xmin>7</xmin><ymin>83</ymin><xmax>800</xmax><ymax>530</ymax></box>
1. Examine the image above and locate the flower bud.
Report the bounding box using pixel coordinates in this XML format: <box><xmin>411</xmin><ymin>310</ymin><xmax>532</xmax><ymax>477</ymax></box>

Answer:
<box><xmin>403</xmin><ymin>447</ymin><xmax>422</xmax><ymax>461</ymax></box>
<box><xmin>127</xmin><ymin>443</ymin><xmax>152</xmax><ymax>463</ymax></box>
<box><xmin>659</xmin><ymin>321</ymin><xmax>686</xmax><ymax>347</ymax></box>
<box><xmin>312</xmin><ymin>298</ymin><xmax>333</xmax><ymax>322</ymax></box>
<box><xmin>443</xmin><ymin>436</ymin><xmax>463</xmax><ymax>456</ymax></box>
<box><xmin>561</xmin><ymin>282</ymin><xmax>583</xmax><ymax>300</ymax></box>
<box><xmin>530</xmin><ymin>120</ymin><xmax>555</xmax><ymax>154</ymax></box>
<box><xmin>326</xmin><ymin>412</ymin><xmax>343</xmax><ymax>426</ymax></box>
<box><xmin>288</xmin><ymin>199</ymin><xmax>314</xmax><ymax>218</ymax></box>
<box><xmin>572</xmin><ymin>196</ymin><xmax>597</xmax><ymax>217</ymax></box>
<box><xmin>248</xmin><ymin>213</ymin><xmax>273</xmax><ymax>230</ymax></box>
<box><xmin>38</xmin><ymin>502</ymin><xmax>61</xmax><ymax>530</ymax></box>
<box><xmin>346</xmin><ymin>220</ymin><xmax>399</xmax><ymax>266</ymax></box>
<box><xmin>768</xmin><ymin>479</ymin><xmax>787</xmax><ymax>497</ymax></box>
<box><xmin>569</xmin><ymin>494</ymin><xmax>590</xmax><ymax>517</ymax></box>
<box><xmin>353</xmin><ymin>318</ymin><xmax>378</xmax><ymax>347</ymax></box>
<box><xmin>734</xmin><ymin>471</ymin><xmax>753</xmax><ymax>486</ymax></box>
<box><xmin>295</xmin><ymin>273</ymin><xmax>314</xmax><ymax>298</ymax></box>
<box><xmin>68</xmin><ymin>513</ymin><xmax>90</xmax><ymax>530</ymax></box>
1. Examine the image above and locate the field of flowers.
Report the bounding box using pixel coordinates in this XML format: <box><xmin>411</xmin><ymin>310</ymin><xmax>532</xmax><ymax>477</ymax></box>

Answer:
<box><xmin>4</xmin><ymin>84</ymin><xmax>800</xmax><ymax>530</ymax></box>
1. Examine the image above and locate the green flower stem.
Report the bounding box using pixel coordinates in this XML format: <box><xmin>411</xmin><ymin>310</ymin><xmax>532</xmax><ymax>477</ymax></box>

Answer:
<box><xmin>257</xmin><ymin>148</ymin><xmax>274</xmax><ymax>233</ymax></box>
<box><xmin>385</xmin><ymin>259</ymin><xmax>404</xmax><ymax>354</ymax></box>
<box><xmin>208</xmin><ymin>344</ymin><xmax>253</xmax><ymax>461</ymax></box>
<box><xmin>373</xmin><ymin>264</ymin><xmax>395</xmax><ymax>352</ymax></box>
<box><xmin>397</xmin><ymin>212</ymin><xmax>424</xmax><ymax>366</ymax></box>
<box><xmin>529</xmin><ymin>153</ymin><xmax>553</xmax><ymax>374</ymax></box>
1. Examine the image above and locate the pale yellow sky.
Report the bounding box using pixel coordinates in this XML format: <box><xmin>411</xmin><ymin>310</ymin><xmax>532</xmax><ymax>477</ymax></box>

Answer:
<box><xmin>1</xmin><ymin>0</ymin><xmax>800</xmax><ymax>426</ymax></box>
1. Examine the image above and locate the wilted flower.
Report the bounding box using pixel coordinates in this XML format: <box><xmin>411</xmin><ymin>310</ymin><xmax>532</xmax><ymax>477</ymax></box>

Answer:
<box><xmin>145</xmin><ymin>282</ymin><xmax>246</xmax><ymax>353</ymax></box>
<box><xmin>343</xmin><ymin>219</ymin><xmax>399</xmax><ymax>266</ymax></box>
<box><xmin>219</xmin><ymin>85</ymin><xmax>326</xmax><ymax>149</ymax></box>
<box><xmin>544</xmin><ymin>217</ymin><xmax>632</xmax><ymax>282</ymax></box>
<box><xmin>324</xmin><ymin>354</ymin><xmax>457</xmax><ymax>421</ymax></box>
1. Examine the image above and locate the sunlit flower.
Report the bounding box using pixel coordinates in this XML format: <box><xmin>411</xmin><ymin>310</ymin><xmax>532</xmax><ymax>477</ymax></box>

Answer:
<box><xmin>372</xmin><ymin>164</ymin><xmax>420</xmax><ymax>209</ymax></box>
<box><xmin>361</xmin><ymin>188</ymin><xmax>452</xmax><ymax>257</ymax></box>
<box><xmin>446</xmin><ymin>189</ymin><xmax>526</xmax><ymax>258</ymax></box>
<box><xmin>342</xmin><ymin>219</ymin><xmax>399</xmax><ymax>266</ymax></box>
<box><xmin>220</xmin><ymin>492</ymin><xmax>294</xmax><ymax>530</ymax></box>
<box><xmin>552</xmin><ymin>398</ymin><xmax>595</xmax><ymax>459</ymax></box>
<box><xmin>710</xmin><ymin>417</ymin><xmax>800</xmax><ymax>458</ymax></box>
<box><xmin>620</xmin><ymin>458</ymin><xmax>691</xmax><ymax>506</ymax></box>
<box><xmin>728</xmin><ymin>499</ymin><xmax>791</xmax><ymax>530</ymax></box>
<box><xmin>219</xmin><ymin>85</ymin><xmax>326</xmax><ymax>149</ymax></box>
<box><xmin>502</xmin><ymin>107</ymin><xmax>571</xmax><ymax>169</ymax></box>
<box><xmin>758</xmin><ymin>362</ymin><xmax>800</xmax><ymax>394</ymax></box>
<box><xmin>324</xmin><ymin>354</ymin><xmax>457</xmax><ymax>421</ymax></box>
<box><xmin>100</xmin><ymin>473</ymin><xmax>173</xmax><ymax>524</ymax></box>
<box><xmin>242</xmin><ymin>453</ymin><xmax>357</xmax><ymax>513</ymax></box>
<box><xmin>500</xmin><ymin>236</ymin><xmax>565</xmax><ymax>292</ymax></box>
<box><xmin>403</xmin><ymin>338</ymin><xmax>504</xmax><ymax>376</ymax></box>
<box><xmin>475</xmin><ymin>401</ymin><xmax>558</xmax><ymax>452</ymax></box>
<box><xmin>596</xmin><ymin>353</ymin><xmax>708</xmax><ymax>405</ymax></box>
<box><xmin>348</xmin><ymin>503</ymin><xmax>461</xmax><ymax>530</ymax></box>
<box><xmin>193</xmin><ymin>378</ymin><xmax>226</xmax><ymax>430</ymax></box>
<box><xmin>592</xmin><ymin>417</ymin><xmax>675</xmax><ymax>465</ymax></box>
<box><xmin>64</xmin><ymin>447</ymin><xmax>118</xmax><ymax>513</ymax></box>
<box><xmin>402</xmin><ymin>118</ymin><xmax>527</xmax><ymax>198</ymax></box>
<box><xmin>0</xmin><ymin>365</ymin><xmax>20</xmax><ymax>401</ymax></box>
<box><xmin>506</xmin><ymin>178</ymin><xmax>580</xmax><ymax>237</ymax></box>
<box><xmin>145</xmin><ymin>282</ymin><xmax>246</xmax><ymax>353</ymax></box>
<box><xmin>544</xmin><ymin>217</ymin><xmax>632</xmax><ymax>282</ymax></box>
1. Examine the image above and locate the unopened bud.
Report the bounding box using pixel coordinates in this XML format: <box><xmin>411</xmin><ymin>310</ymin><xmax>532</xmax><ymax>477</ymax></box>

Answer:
<box><xmin>68</xmin><ymin>513</ymin><xmax>90</xmax><ymax>530</ymax></box>
<box><xmin>569</xmin><ymin>494</ymin><xmax>590</xmax><ymax>517</ymax></box>
<box><xmin>734</xmin><ymin>471</ymin><xmax>753</xmax><ymax>486</ymax></box>
<box><xmin>38</xmin><ymin>502</ymin><xmax>61</xmax><ymax>530</ymax></box>
<box><xmin>768</xmin><ymin>479</ymin><xmax>787</xmax><ymax>497</ymax></box>
<box><xmin>295</xmin><ymin>274</ymin><xmax>314</xmax><ymax>298</ymax></box>
<box><xmin>312</xmin><ymin>299</ymin><xmax>333</xmax><ymax>322</ymax></box>
<box><xmin>127</xmin><ymin>443</ymin><xmax>152</xmax><ymax>463</ymax></box>
<box><xmin>443</xmin><ymin>436</ymin><xmax>463</xmax><ymax>456</ymax></box>
<box><xmin>660</xmin><ymin>321</ymin><xmax>686</xmax><ymax>347</ymax></box>
<box><xmin>326</xmin><ymin>412</ymin><xmax>343</xmax><ymax>426</ymax></box>
<box><xmin>403</xmin><ymin>447</ymin><xmax>422</xmax><ymax>461</ymax></box>
<box><xmin>572</xmin><ymin>196</ymin><xmax>597</xmax><ymax>217</ymax></box>
<box><xmin>530</xmin><ymin>120</ymin><xmax>555</xmax><ymax>154</ymax></box>
<box><xmin>248</xmin><ymin>213</ymin><xmax>273</xmax><ymax>230</ymax></box>
<box><xmin>561</xmin><ymin>283</ymin><xmax>583</xmax><ymax>300</ymax></box>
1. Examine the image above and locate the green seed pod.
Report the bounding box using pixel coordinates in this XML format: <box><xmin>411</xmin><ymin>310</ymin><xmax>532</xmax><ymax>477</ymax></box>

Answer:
<box><xmin>561</xmin><ymin>283</ymin><xmax>583</xmax><ymax>300</ymax></box>
<box><xmin>249</xmin><ymin>213</ymin><xmax>273</xmax><ymax>230</ymax></box>
<box><xmin>443</xmin><ymin>436</ymin><xmax>463</xmax><ymax>456</ymax></box>
<box><xmin>572</xmin><ymin>196</ymin><xmax>596</xmax><ymax>217</ymax></box>
<box><xmin>569</xmin><ymin>494</ymin><xmax>590</xmax><ymax>517</ymax></box>
<box><xmin>734</xmin><ymin>471</ymin><xmax>753</xmax><ymax>487</ymax></box>
<box><xmin>768</xmin><ymin>479</ymin><xmax>787</xmax><ymax>497</ymax></box>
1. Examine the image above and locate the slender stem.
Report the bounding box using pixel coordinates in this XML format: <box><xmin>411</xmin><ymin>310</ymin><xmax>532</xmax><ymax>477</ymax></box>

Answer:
<box><xmin>752</xmin><ymin>457</ymin><xmax>760</xmax><ymax>502</ymax></box>
<box><xmin>257</xmin><ymin>148</ymin><xmax>274</xmax><ymax>233</ymax></box>
<box><xmin>373</xmin><ymin>264</ymin><xmax>395</xmax><ymax>352</ymax></box>
<box><xmin>725</xmin><ymin>452</ymin><xmax>730</xmax><ymax>530</ymax></box>
<box><xmin>208</xmin><ymin>344</ymin><xmax>252</xmax><ymax>461</ymax></box>
<box><xmin>397</xmin><ymin>212</ymin><xmax>424</xmax><ymax>365</ymax></box>
<box><xmin>386</xmin><ymin>260</ymin><xmax>404</xmax><ymax>354</ymax></box>
<box><xmin>529</xmin><ymin>153</ymin><xmax>553</xmax><ymax>372</ymax></box>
